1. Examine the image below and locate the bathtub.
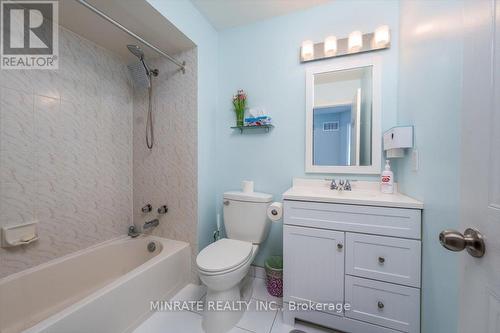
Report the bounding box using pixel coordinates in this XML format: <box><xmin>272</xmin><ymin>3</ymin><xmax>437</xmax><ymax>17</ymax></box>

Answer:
<box><xmin>0</xmin><ymin>235</ymin><xmax>190</xmax><ymax>333</ymax></box>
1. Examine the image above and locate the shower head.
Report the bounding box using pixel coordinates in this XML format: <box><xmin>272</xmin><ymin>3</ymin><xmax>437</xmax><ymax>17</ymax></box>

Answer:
<box><xmin>128</xmin><ymin>62</ymin><xmax>151</xmax><ymax>89</ymax></box>
<box><xmin>127</xmin><ymin>44</ymin><xmax>158</xmax><ymax>89</ymax></box>
<box><xmin>127</xmin><ymin>44</ymin><xmax>157</xmax><ymax>150</ymax></box>
<box><xmin>127</xmin><ymin>44</ymin><xmax>145</xmax><ymax>60</ymax></box>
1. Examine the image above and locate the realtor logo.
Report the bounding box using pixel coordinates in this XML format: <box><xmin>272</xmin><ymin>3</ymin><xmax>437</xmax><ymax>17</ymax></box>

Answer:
<box><xmin>1</xmin><ymin>0</ymin><xmax>58</xmax><ymax>69</ymax></box>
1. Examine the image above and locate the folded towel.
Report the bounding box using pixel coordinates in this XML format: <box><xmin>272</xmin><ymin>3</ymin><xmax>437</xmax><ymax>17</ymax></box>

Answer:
<box><xmin>244</xmin><ymin>115</ymin><xmax>272</xmax><ymax>126</ymax></box>
<box><xmin>245</xmin><ymin>116</ymin><xmax>269</xmax><ymax>122</ymax></box>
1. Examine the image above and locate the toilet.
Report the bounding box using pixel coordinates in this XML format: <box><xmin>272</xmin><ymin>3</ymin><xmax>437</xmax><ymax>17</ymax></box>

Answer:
<box><xmin>196</xmin><ymin>190</ymin><xmax>272</xmax><ymax>302</ymax></box>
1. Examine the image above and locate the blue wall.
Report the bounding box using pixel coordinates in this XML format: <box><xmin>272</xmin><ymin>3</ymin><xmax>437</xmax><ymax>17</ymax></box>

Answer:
<box><xmin>147</xmin><ymin>2</ymin><xmax>461</xmax><ymax>331</ymax></box>
<box><xmin>395</xmin><ymin>1</ymin><xmax>463</xmax><ymax>332</ymax></box>
<box><xmin>146</xmin><ymin>0</ymin><xmax>219</xmax><ymax>251</ymax></box>
<box><xmin>313</xmin><ymin>107</ymin><xmax>351</xmax><ymax>166</ymax></box>
<box><xmin>216</xmin><ymin>1</ymin><xmax>400</xmax><ymax>266</ymax></box>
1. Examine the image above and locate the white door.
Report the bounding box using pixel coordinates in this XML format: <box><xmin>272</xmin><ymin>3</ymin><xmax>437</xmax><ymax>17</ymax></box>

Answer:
<box><xmin>454</xmin><ymin>1</ymin><xmax>500</xmax><ymax>332</ymax></box>
<box><xmin>283</xmin><ymin>225</ymin><xmax>345</xmax><ymax>316</ymax></box>
<box><xmin>350</xmin><ymin>88</ymin><xmax>361</xmax><ymax>166</ymax></box>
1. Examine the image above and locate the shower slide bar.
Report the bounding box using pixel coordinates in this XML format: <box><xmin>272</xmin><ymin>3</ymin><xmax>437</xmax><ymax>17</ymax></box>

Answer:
<box><xmin>75</xmin><ymin>0</ymin><xmax>186</xmax><ymax>74</ymax></box>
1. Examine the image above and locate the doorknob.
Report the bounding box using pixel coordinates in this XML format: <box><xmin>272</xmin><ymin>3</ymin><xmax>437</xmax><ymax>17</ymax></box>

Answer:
<box><xmin>439</xmin><ymin>228</ymin><xmax>485</xmax><ymax>258</ymax></box>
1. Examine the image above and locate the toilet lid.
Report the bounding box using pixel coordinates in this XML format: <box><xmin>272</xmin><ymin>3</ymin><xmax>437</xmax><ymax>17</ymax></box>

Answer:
<box><xmin>197</xmin><ymin>239</ymin><xmax>253</xmax><ymax>273</ymax></box>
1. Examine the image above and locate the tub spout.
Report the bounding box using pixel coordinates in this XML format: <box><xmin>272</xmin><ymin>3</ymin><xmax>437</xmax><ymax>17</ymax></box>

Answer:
<box><xmin>143</xmin><ymin>219</ymin><xmax>159</xmax><ymax>230</ymax></box>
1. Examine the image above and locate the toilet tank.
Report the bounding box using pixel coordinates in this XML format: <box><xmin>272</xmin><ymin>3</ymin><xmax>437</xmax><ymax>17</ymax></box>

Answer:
<box><xmin>223</xmin><ymin>191</ymin><xmax>273</xmax><ymax>244</ymax></box>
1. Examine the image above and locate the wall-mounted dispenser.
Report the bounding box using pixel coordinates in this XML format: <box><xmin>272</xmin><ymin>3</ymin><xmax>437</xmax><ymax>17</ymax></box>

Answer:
<box><xmin>383</xmin><ymin>126</ymin><xmax>414</xmax><ymax>158</ymax></box>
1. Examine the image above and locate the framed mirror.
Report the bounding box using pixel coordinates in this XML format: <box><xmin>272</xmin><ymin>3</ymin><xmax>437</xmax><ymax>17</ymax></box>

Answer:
<box><xmin>305</xmin><ymin>58</ymin><xmax>381</xmax><ymax>174</ymax></box>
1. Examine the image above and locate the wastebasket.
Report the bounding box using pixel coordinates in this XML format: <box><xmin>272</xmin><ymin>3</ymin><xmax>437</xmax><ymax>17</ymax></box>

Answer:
<box><xmin>265</xmin><ymin>256</ymin><xmax>283</xmax><ymax>297</ymax></box>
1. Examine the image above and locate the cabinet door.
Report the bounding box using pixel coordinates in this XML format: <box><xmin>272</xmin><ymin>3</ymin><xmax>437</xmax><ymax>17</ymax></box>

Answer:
<box><xmin>283</xmin><ymin>225</ymin><xmax>345</xmax><ymax>316</ymax></box>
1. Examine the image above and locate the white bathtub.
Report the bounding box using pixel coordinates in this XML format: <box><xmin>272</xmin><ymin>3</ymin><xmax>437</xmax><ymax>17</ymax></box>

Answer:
<box><xmin>0</xmin><ymin>235</ymin><xmax>191</xmax><ymax>333</ymax></box>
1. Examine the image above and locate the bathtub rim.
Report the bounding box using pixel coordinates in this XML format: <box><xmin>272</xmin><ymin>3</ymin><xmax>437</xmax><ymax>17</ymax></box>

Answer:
<box><xmin>0</xmin><ymin>235</ymin><xmax>189</xmax><ymax>333</ymax></box>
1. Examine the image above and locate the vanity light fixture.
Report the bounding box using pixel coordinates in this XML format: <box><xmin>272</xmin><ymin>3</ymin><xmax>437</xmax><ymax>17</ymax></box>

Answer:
<box><xmin>301</xmin><ymin>40</ymin><xmax>314</xmax><ymax>60</ymax></box>
<box><xmin>299</xmin><ymin>26</ymin><xmax>391</xmax><ymax>63</ymax></box>
<box><xmin>348</xmin><ymin>31</ymin><xmax>363</xmax><ymax>52</ymax></box>
<box><xmin>324</xmin><ymin>36</ymin><xmax>337</xmax><ymax>56</ymax></box>
<box><xmin>374</xmin><ymin>25</ymin><xmax>390</xmax><ymax>47</ymax></box>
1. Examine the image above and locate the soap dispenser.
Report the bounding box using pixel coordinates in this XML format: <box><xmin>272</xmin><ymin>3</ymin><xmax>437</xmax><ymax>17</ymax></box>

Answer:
<box><xmin>380</xmin><ymin>160</ymin><xmax>394</xmax><ymax>194</ymax></box>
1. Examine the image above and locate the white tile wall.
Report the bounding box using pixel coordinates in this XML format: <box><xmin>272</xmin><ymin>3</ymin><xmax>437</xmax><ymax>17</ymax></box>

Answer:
<box><xmin>0</xmin><ymin>27</ymin><xmax>134</xmax><ymax>278</ymax></box>
<box><xmin>132</xmin><ymin>48</ymin><xmax>198</xmax><ymax>282</ymax></box>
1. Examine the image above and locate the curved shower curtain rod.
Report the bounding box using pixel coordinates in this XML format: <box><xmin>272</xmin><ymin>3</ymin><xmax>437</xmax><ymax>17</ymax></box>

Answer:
<box><xmin>75</xmin><ymin>0</ymin><xmax>186</xmax><ymax>74</ymax></box>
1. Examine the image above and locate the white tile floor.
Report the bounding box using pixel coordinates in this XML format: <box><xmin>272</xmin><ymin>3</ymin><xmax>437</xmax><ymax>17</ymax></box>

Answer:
<box><xmin>133</xmin><ymin>277</ymin><xmax>337</xmax><ymax>333</ymax></box>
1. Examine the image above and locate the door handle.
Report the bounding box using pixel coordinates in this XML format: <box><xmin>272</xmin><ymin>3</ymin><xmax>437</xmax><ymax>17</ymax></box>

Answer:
<box><xmin>439</xmin><ymin>228</ymin><xmax>485</xmax><ymax>258</ymax></box>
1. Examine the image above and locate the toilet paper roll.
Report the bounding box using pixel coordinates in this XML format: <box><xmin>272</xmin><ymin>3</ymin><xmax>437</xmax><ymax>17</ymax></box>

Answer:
<box><xmin>241</xmin><ymin>180</ymin><xmax>254</xmax><ymax>193</ymax></box>
<box><xmin>267</xmin><ymin>202</ymin><xmax>283</xmax><ymax>222</ymax></box>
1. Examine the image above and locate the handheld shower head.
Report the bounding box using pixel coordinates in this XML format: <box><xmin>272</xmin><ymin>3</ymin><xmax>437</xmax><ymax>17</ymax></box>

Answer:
<box><xmin>126</xmin><ymin>44</ymin><xmax>159</xmax><ymax>150</ymax></box>
<box><xmin>127</xmin><ymin>44</ymin><xmax>155</xmax><ymax>83</ymax></box>
<box><xmin>127</xmin><ymin>44</ymin><xmax>144</xmax><ymax>59</ymax></box>
<box><xmin>127</xmin><ymin>43</ymin><xmax>158</xmax><ymax>89</ymax></box>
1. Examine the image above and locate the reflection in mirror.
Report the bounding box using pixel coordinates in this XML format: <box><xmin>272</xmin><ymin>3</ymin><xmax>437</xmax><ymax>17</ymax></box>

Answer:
<box><xmin>313</xmin><ymin>66</ymin><xmax>372</xmax><ymax>167</ymax></box>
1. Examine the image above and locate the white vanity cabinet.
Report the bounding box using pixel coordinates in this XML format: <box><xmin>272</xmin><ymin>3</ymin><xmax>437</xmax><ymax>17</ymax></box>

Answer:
<box><xmin>283</xmin><ymin>183</ymin><xmax>423</xmax><ymax>333</ymax></box>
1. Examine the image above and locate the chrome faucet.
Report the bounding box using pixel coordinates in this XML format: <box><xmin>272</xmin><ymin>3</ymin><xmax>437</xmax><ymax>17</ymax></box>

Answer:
<box><xmin>132</xmin><ymin>204</ymin><xmax>166</xmax><ymax>237</ymax></box>
<box><xmin>128</xmin><ymin>218</ymin><xmax>160</xmax><ymax>238</ymax></box>
<box><xmin>338</xmin><ymin>179</ymin><xmax>345</xmax><ymax>191</ymax></box>
<box><xmin>330</xmin><ymin>179</ymin><xmax>352</xmax><ymax>191</ymax></box>
<box><xmin>143</xmin><ymin>218</ymin><xmax>159</xmax><ymax>230</ymax></box>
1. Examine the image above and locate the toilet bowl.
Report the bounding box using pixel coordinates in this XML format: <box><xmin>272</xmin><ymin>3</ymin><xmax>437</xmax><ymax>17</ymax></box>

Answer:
<box><xmin>196</xmin><ymin>190</ymin><xmax>272</xmax><ymax>304</ymax></box>
<box><xmin>197</xmin><ymin>238</ymin><xmax>258</xmax><ymax>301</ymax></box>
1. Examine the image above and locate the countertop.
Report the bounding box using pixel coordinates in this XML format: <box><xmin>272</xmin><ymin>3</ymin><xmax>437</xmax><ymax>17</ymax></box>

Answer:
<box><xmin>282</xmin><ymin>178</ymin><xmax>424</xmax><ymax>209</ymax></box>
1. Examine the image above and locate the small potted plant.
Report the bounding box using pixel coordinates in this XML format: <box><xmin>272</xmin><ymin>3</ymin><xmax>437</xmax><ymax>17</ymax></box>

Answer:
<box><xmin>232</xmin><ymin>89</ymin><xmax>247</xmax><ymax>127</ymax></box>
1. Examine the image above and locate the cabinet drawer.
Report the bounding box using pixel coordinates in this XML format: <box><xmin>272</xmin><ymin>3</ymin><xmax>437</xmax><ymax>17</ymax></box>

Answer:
<box><xmin>284</xmin><ymin>201</ymin><xmax>421</xmax><ymax>239</ymax></box>
<box><xmin>345</xmin><ymin>276</ymin><xmax>420</xmax><ymax>333</ymax></box>
<box><xmin>346</xmin><ymin>233</ymin><xmax>421</xmax><ymax>287</ymax></box>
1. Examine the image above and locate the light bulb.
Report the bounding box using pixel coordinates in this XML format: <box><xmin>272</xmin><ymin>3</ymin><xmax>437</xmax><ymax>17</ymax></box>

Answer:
<box><xmin>374</xmin><ymin>25</ymin><xmax>390</xmax><ymax>47</ymax></box>
<box><xmin>324</xmin><ymin>36</ymin><xmax>337</xmax><ymax>57</ymax></box>
<box><xmin>348</xmin><ymin>31</ymin><xmax>363</xmax><ymax>52</ymax></box>
<box><xmin>301</xmin><ymin>40</ymin><xmax>314</xmax><ymax>60</ymax></box>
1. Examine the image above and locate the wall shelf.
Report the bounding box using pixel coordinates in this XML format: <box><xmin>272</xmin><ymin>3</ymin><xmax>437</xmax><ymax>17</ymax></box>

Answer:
<box><xmin>231</xmin><ymin>124</ymin><xmax>274</xmax><ymax>134</ymax></box>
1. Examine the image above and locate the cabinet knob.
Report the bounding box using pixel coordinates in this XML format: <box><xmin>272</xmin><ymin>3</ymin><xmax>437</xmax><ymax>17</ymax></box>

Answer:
<box><xmin>378</xmin><ymin>256</ymin><xmax>385</xmax><ymax>264</ymax></box>
<box><xmin>337</xmin><ymin>243</ymin><xmax>343</xmax><ymax>250</ymax></box>
<box><xmin>377</xmin><ymin>301</ymin><xmax>384</xmax><ymax>309</ymax></box>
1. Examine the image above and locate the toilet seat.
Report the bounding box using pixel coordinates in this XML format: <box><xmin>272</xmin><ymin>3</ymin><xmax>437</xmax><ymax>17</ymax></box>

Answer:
<box><xmin>197</xmin><ymin>238</ymin><xmax>253</xmax><ymax>275</ymax></box>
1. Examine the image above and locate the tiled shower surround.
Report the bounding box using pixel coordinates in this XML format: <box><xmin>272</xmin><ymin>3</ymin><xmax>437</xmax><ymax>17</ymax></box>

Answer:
<box><xmin>133</xmin><ymin>49</ymin><xmax>198</xmax><ymax>281</ymax></box>
<box><xmin>0</xmin><ymin>27</ymin><xmax>198</xmax><ymax>279</ymax></box>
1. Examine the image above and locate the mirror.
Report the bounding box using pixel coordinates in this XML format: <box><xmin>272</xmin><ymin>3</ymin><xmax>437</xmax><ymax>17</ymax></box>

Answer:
<box><xmin>305</xmin><ymin>59</ymin><xmax>381</xmax><ymax>174</ymax></box>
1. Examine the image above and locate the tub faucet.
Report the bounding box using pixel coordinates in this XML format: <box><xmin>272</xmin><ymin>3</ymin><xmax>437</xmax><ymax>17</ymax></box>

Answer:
<box><xmin>143</xmin><ymin>219</ymin><xmax>159</xmax><ymax>230</ymax></box>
